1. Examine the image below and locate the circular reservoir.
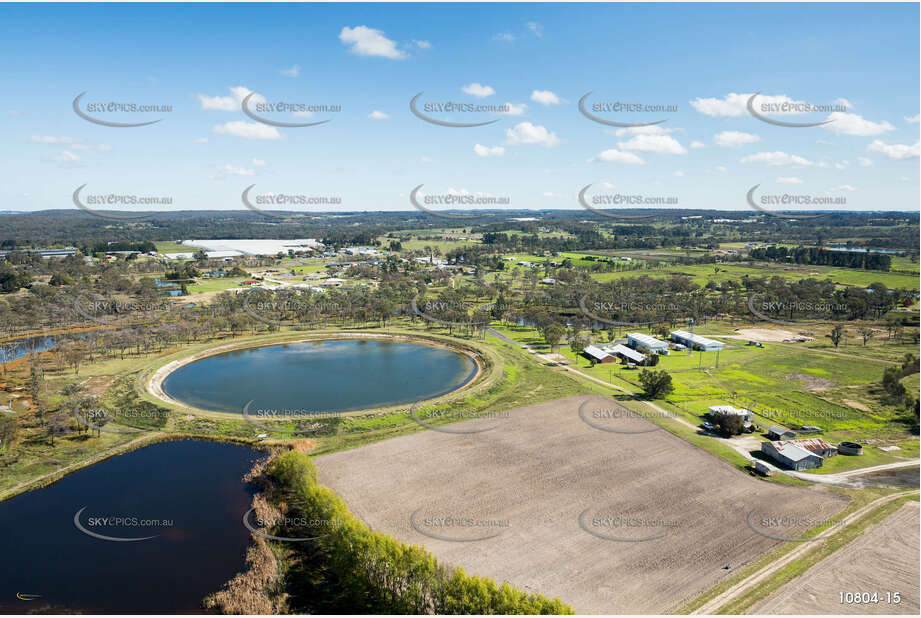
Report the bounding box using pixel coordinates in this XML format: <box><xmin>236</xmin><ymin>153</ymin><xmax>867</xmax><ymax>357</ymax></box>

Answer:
<box><xmin>161</xmin><ymin>339</ymin><xmax>478</xmax><ymax>414</ymax></box>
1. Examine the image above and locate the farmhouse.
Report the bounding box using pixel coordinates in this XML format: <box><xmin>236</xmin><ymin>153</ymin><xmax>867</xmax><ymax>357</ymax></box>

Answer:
<box><xmin>627</xmin><ymin>332</ymin><xmax>670</xmax><ymax>354</ymax></box>
<box><xmin>583</xmin><ymin>343</ymin><xmax>648</xmax><ymax>365</ymax></box>
<box><xmin>708</xmin><ymin>405</ymin><xmax>753</xmax><ymax>423</ymax></box>
<box><xmin>583</xmin><ymin>345</ymin><xmax>616</xmax><ymax>364</ymax></box>
<box><xmin>761</xmin><ymin>441</ymin><xmax>824</xmax><ymax>470</ymax></box>
<box><xmin>768</xmin><ymin>425</ymin><xmax>797</xmax><ymax>440</ymax></box>
<box><xmin>670</xmin><ymin>330</ymin><xmax>724</xmax><ymax>351</ymax></box>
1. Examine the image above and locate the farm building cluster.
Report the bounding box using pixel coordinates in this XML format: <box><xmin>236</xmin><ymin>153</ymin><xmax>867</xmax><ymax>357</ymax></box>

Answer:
<box><xmin>582</xmin><ymin>331</ymin><xmax>724</xmax><ymax>366</ymax></box>
<box><xmin>758</xmin><ymin>436</ymin><xmax>862</xmax><ymax>471</ymax></box>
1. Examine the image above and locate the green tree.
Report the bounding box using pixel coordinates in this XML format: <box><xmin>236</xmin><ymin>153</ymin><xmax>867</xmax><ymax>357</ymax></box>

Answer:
<box><xmin>639</xmin><ymin>369</ymin><xmax>674</xmax><ymax>399</ymax></box>
<box><xmin>826</xmin><ymin>324</ymin><xmax>844</xmax><ymax>348</ymax></box>
<box><xmin>711</xmin><ymin>410</ymin><xmax>744</xmax><ymax>437</ymax></box>
<box><xmin>541</xmin><ymin>322</ymin><xmax>565</xmax><ymax>353</ymax></box>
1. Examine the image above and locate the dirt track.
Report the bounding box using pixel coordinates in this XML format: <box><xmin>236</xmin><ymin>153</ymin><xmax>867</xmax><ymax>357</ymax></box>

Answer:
<box><xmin>315</xmin><ymin>394</ymin><xmax>848</xmax><ymax>614</ymax></box>
<box><xmin>751</xmin><ymin>501</ymin><xmax>919</xmax><ymax>615</ymax></box>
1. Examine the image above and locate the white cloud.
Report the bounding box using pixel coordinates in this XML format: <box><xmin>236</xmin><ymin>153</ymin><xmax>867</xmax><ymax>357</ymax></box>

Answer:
<box><xmin>505</xmin><ymin>122</ymin><xmax>560</xmax><ymax>147</ymax></box>
<box><xmin>689</xmin><ymin>140</ymin><xmax>706</xmax><ymax>149</ymax></box>
<box><xmin>194</xmin><ymin>137</ymin><xmax>209</xmax><ymax>144</ymax></box>
<box><xmin>740</xmin><ymin>151</ymin><xmax>813</xmax><ymax>166</ymax></box>
<box><xmin>499</xmin><ymin>102</ymin><xmax>527</xmax><ymax>116</ymax></box>
<box><xmin>212</xmin><ymin>121</ymin><xmax>282</xmax><ymax>141</ymax></box>
<box><xmin>339</xmin><ymin>26</ymin><xmax>407</xmax><ymax>59</ymax></box>
<box><xmin>526</xmin><ymin>21</ymin><xmax>544</xmax><ymax>37</ymax></box>
<box><xmin>280</xmin><ymin>65</ymin><xmax>300</xmax><ymax>78</ymax></box>
<box><xmin>601</xmin><ymin>182</ymin><xmax>615</xmax><ymax>189</ymax></box>
<box><xmin>857</xmin><ymin>156</ymin><xmax>872</xmax><ymax>167</ymax></box>
<box><xmin>198</xmin><ymin>86</ymin><xmax>264</xmax><ymax>111</ymax></box>
<box><xmin>689</xmin><ymin>92</ymin><xmax>813</xmax><ymax>117</ymax></box>
<box><xmin>44</xmin><ymin>150</ymin><xmax>81</xmax><ymax>166</ymax></box>
<box><xmin>673</xmin><ymin>171</ymin><xmax>685</xmax><ymax>177</ymax></box>
<box><xmin>473</xmin><ymin>144</ymin><xmax>505</xmax><ymax>157</ymax></box>
<box><xmin>420</xmin><ymin>156</ymin><xmax>433</xmax><ymax>163</ymax></box>
<box><xmin>833</xmin><ymin>98</ymin><xmax>852</xmax><ymax>109</ymax></box>
<box><xmin>368</xmin><ymin>110</ymin><xmax>389</xmax><ymax>120</ymax></box>
<box><xmin>414</xmin><ymin>40</ymin><xmax>431</xmax><ymax>49</ymax></box>
<box><xmin>905</xmin><ymin>114</ymin><xmax>920</xmax><ymax>123</ymax></box>
<box><xmin>531</xmin><ymin>90</ymin><xmax>561</xmax><ymax>105</ymax></box>
<box><xmin>26</xmin><ymin>135</ymin><xmax>76</xmax><ymax>144</ymax></box>
<box><xmin>26</xmin><ymin>136</ymin><xmax>110</xmax><ymax>152</ymax></box>
<box><xmin>714</xmin><ymin>130</ymin><xmax>760</xmax><ymax>148</ymax></box>
<box><xmin>834</xmin><ymin>160</ymin><xmax>849</xmax><ymax>170</ymax></box>
<box><xmin>715</xmin><ymin>166</ymin><xmax>727</xmax><ymax>173</ymax></box>
<box><xmin>493</xmin><ymin>32</ymin><xmax>515</xmax><ymax>42</ymax></box>
<box><xmin>613</xmin><ymin>125</ymin><xmax>672</xmax><ymax>137</ymax></box>
<box><xmin>252</xmin><ymin>158</ymin><xmax>266</xmax><ymax>166</ymax></box>
<box><xmin>461</xmin><ymin>83</ymin><xmax>495</xmax><ymax>98</ymax></box>
<box><xmin>823</xmin><ymin>112</ymin><xmax>894</xmax><ymax>136</ymax></box>
<box><xmin>591</xmin><ymin>149</ymin><xmax>644</xmax><ymax>164</ymax></box>
<box><xmin>777</xmin><ymin>177</ymin><xmax>804</xmax><ymax>184</ymax></box>
<box><xmin>219</xmin><ymin>164</ymin><xmax>256</xmax><ymax>177</ymax></box>
<box><xmin>828</xmin><ymin>184</ymin><xmax>856</xmax><ymax>192</ymax></box>
<box><xmin>866</xmin><ymin>140</ymin><xmax>920</xmax><ymax>160</ymax></box>
<box><xmin>618</xmin><ymin>134</ymin><xmax>686</xmax><ymax>155</ymax></box>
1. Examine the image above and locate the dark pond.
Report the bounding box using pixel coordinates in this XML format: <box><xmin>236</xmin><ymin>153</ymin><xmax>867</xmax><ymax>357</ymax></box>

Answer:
<box><xmin>161</xmin><ymin>339</ymin><xmax>477</xmax><ymax>414</ymax></box>
<box><xmin>0</xmin><ymin>440</ymin><xmax>261</xmax><ymax>614</ymax></box>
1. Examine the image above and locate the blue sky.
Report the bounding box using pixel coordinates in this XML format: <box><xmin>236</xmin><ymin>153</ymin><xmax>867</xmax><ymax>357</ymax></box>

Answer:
<box><xmin>1</xmin><ymin>2</ymin><xmax>918</xmax><ymax>215</ymax></box>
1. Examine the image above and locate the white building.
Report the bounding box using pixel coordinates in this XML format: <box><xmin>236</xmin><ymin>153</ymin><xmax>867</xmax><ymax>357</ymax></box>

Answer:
<box><xmin>627</xmin><ymin>332</ymin><xmax>669</xmax><ymax>353</ymax></box>
<box><xmin>670</xmin><ymin>330</ymin><xmax>724</xmax><ymax>351</ymax></box>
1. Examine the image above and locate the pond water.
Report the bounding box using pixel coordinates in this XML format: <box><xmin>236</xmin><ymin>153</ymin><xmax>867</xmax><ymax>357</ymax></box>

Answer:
<box><xmin>0</xmin><ymin>440</ymin><xmax>260</xmax><ymax>614</ymax></box>
<box><xmin>161</xmin><ymin>339</ymin><xmax>477</xmax><ymax>414</ymax></box>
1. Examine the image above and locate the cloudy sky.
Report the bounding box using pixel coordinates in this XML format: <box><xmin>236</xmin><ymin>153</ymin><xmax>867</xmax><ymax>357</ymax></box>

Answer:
<box><xmin>1</xmin><ymin>2</ymin><xmax>918</xmax><ymax>214</ymax></box>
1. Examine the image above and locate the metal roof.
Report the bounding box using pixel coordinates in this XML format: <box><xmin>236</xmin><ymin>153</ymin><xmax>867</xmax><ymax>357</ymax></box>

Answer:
<box><xmin>626</xmin><ymin>332</ymin><xmax>669</xmax><ymax>349</ymax></box>
<box><xmin>776</xmin><ymin>438</ymin><xmax>834</xmax><ymax>452</ymax></box>
<box><xmin>709</xmin><ymin>405</ymin><xmax>751</xmax><ymax>416</ymax></box>
<box><xmin>769</xmin><ymin>425</ymin><xmax>794</xmax><ymax>434</ymax></box>
<box><xmin>609</xmin><ymin>344</ymin><xmax>646</xmax><ymax>363</ymax></box>
<box><xmin>670</xmin><ymin>330</ymin><xmax>723</xmax><ymax>348</ymax></box>
<box><xmin>583</xmin><ymin>345</ymin><xmax>611</xmax><ymax>360</ymax></box>
<box><xmin>765</xmin><ymin>441</ymin><xmax>817</xmax><ymax>462</ymax></box>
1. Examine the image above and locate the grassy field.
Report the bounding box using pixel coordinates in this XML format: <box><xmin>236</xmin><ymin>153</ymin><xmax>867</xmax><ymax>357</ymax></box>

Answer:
<box><xmin>185</xmin><ymin>277</ymin><xmax>249</xmax><ymax>294</ymax></box>
<box><xmin>153</xmin><ymin>241</ymin><xmax>191</xmax><ymax>253</ymax></box>
<box><xmin>591</xmin><ymin>261</ymin><xmax>920</xmax><ymax>290</ymax></box>
<box><xmin>488</xmin><ymin>321</ymin><xmax>918</xmax><ymax>474</ymax></box>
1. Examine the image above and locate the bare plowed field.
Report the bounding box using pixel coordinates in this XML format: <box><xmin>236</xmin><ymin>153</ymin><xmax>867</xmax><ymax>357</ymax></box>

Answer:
<box><xmin>315</xmin><ymin>395</ymin><xmax>848</xmax><ymax>613</ymax></box>
<box><xmin>752</xmin><ymin>501</ymin><xmax>919</xmax><ymax>615</ymax></box>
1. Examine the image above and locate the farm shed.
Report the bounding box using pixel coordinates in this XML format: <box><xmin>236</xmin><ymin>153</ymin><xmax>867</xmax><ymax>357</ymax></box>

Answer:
<box><xmin>670</xmin><ymin>330</ymin><xmax>724</xmax><ymax>351</ymax></box>
<box><xmin>627</xmin><ymin>332</ymin><xmax>670</xmax><ymax>353</ymax></box>
<box><xmin>761</xmin><ymin>441</ymin><xmax>824</xmax><ymax>470</ymax></box>
<box><xmin>776</xmin><ymin>438</ymin><xmax>837</xmax><ymax>458</ymax></box>
<box><xmin>608</xmin><ymin>344</ymin><xmax>647</xmax><ymax>365</ymax></box>
<box><xmin>768</xmin><ymin>425</ymin><xmax>796</xmax><ymax>440</ymax></box>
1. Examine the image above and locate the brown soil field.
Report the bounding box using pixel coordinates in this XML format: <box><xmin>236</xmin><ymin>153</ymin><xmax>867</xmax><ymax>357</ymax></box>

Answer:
<box><xmin>752</xmin><ymin>501</ymin><xmax>919</xmax><ymax>615</ymax></box>
<box><xmin>729</xmin><ymin>328</ymin><xmax>814</xmax><ymax>343</ymax></box>
<box><xmin>314</xmin><ymin>394</ymin><xmax>848</xmax><ymax>614</ymax></box>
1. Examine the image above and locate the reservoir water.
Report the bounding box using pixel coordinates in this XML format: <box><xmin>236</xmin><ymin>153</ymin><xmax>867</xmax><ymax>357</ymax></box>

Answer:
<box><xmin>161</xmin><ymin>339</ymin><xmax>477</xmax><ymax>414</ymax></box>
<box><xmin>0</xmin><ymin>440</ymin><xmax>260</xmax><ymax>614</ymax></box>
